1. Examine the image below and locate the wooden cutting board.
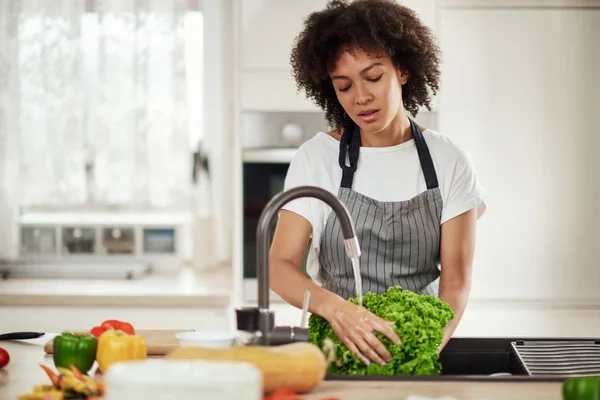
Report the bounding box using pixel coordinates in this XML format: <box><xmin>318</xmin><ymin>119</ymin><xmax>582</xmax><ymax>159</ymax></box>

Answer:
<box><xmin>43</xmin><ymin>330</ymin><xmax>193</xmax><ymax>356</ymax></box>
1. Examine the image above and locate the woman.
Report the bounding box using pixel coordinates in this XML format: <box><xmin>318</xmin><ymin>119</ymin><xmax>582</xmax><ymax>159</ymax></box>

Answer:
<box><xmin>269</xmin><ymin>0</ymin><xmax>488</xmax><ymax>367</ymax></box>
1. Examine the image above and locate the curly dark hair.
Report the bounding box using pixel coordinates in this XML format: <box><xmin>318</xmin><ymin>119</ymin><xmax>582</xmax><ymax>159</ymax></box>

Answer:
<box><xmin>290</xmin><ymin>0</ymin><xmax>441</xmax><ymax>129</ymax></box>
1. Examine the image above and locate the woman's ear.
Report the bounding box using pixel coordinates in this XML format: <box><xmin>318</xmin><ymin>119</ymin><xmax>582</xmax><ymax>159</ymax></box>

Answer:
<box><xmin>398</xmin><ymin>69</ymin><xmax>409</xmax><ymax>85</ymax></box>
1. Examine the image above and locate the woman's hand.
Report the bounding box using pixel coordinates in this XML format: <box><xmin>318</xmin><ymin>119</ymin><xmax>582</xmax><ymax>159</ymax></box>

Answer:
<box><xmin>324</xmin><ymin>299</ymin><xmax>401</xmax><ymax>366</ymax></box>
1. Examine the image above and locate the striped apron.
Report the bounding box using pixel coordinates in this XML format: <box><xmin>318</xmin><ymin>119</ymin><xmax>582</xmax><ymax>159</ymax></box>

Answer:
<box><xmin>318</xmin><ymin>118</ymin><xmax>443</xmax><ymax>299</ymax></box>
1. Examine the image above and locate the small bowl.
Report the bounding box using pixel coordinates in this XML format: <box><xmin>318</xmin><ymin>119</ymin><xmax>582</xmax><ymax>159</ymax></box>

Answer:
<box><xmin>175</xmin><ymin>331</ymin><xmax>237</xmax><ymax>348</ymax></box>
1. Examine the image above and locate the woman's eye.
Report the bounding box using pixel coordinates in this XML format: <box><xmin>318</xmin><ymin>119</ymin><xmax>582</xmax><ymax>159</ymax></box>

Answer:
<box><xmin>337</xmin><ymin>74</ymin><xmax>381</xmax><ymax>92</ymax></box>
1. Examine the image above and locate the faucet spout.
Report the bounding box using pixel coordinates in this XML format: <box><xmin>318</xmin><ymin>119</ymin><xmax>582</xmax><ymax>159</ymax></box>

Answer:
<box><xmin>256</xmin><ymin>185</ymin><xmax>361</xmax><ymax>345</ymax></box>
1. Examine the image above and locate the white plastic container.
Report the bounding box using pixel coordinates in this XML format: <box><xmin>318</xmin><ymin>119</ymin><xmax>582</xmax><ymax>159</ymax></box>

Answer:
<box><xmin>104</xmin><ymin>359</ymin><xmax>262</xmax><ymax>400</ymax></box>
<box><xmin>175</xmin><ymin>331</ymin><xmax>237</xmax><ymax>348</ymax></box>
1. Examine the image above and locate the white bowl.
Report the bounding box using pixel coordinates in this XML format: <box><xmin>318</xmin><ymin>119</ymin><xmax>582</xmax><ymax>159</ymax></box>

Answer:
<box><xmin>175</xmin><ymin>331</ymin><xmax>237</xmax><ymax>348</ymax></box>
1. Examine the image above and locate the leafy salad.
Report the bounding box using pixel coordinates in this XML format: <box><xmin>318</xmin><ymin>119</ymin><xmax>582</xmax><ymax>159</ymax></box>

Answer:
<box><xmin>308</xmin><ymin>286</ymin><xmax>455</xmax><ymax>376</ymax></box>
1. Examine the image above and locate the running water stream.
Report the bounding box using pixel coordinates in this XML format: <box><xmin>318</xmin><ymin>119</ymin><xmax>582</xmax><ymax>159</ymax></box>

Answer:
<box><xmin>350</xmin><ymin>256</ymin><xmax>363</xmax><ymax>307</ymax></box>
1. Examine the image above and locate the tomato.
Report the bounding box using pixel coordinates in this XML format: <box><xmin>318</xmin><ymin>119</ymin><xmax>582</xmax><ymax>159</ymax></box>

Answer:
<box><xmin>0</xmin><ymin>347</ymin><xmax>10</xmax><ymax>369</ymax></box>
<box><xmin>264</xmin><ymin>389</ymin><xmax>301</xmax><ymax>400</ymax></box>
<box><xmin>263</xmin><ymin>389</ymin><xmax>339</xmax><ymax>400</ymax></box>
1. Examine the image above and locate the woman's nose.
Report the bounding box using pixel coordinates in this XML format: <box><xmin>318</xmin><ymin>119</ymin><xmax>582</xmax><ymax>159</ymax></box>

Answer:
<box><xmin>355</xmin><ymin>83</ymin><xmax>373</xmax><ymax>105</ymax></box>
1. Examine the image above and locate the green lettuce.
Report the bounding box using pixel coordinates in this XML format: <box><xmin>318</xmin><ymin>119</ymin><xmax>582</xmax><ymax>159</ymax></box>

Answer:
<box><xmin>308</xmin><ymin>286</ymin><xmax>455</xmax><ymax>376</ymax></box>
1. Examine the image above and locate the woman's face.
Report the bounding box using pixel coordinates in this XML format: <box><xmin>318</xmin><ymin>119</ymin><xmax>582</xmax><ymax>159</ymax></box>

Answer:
<box><xmin>330</xmin><ymin>47</ymin><xmax>408</xmax><ymax>136</ymax></box>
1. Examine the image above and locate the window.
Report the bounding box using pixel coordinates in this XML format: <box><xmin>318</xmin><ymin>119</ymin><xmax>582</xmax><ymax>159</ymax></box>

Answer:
<box><xmin>15</xmin><ymin>2</ymin><xmax>204</xmax><ymax>209</ymax></box>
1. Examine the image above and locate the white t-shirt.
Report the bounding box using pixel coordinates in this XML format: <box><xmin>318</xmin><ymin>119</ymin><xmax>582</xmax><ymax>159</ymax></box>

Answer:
<box><xmin>281</xmin><ymin>129</ymin><xmax>488</xmax><ymax>283</ymax></box>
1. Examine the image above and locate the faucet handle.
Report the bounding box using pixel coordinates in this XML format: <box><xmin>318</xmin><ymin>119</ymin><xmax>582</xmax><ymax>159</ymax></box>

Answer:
<box><xmin>235</xmin><ymin>307</ymin><xmax>259</xmax><ymax>332</ymax></box>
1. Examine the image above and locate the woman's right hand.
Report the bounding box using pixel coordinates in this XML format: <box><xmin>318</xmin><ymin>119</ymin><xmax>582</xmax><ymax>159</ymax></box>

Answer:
<box><xmin>324</xmin><ymin>298</ymin><xmax>401</xmax><ymax>366</ymax></box>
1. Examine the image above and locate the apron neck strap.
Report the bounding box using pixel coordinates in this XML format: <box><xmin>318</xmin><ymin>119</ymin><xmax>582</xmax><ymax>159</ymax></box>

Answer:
<box><xmin>339</xmin><ymin>122</ymin><xmax>360</xmax><ymax>188</ymax></box>
<box><xmin>338</xmin><ymin>116</ymin><xmax>439</xmax><ymax>190</ymax></box>
<box><xmin>410</xmin><ymin>117</ymin><xmax>439</xmax><ymax>190</ymax></box>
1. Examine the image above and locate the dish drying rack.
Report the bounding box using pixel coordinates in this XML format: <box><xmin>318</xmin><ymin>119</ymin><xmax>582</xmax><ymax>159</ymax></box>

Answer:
<box><xmin>511</xmin><ymin>340</ymin><xmax>600</xmax><ymax>377</ymax></box>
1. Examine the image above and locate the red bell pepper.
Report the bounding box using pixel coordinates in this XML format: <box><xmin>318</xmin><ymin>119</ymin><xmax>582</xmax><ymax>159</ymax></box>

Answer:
<box><xmin>90</xmin><ymin>326</ymin><xmax>105</xmax><ymax>339</ymax></box>
<box><xmin>90</xmin><ymin>319</ymin><xmax>135</xmax><ymax>338</ymax></box>
<box><xmin>101</xmin><ymin>320</ymin><xmax>135</xmax><ymax>334</ymax></box>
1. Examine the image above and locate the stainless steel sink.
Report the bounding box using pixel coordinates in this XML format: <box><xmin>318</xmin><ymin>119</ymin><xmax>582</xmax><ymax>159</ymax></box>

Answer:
<box><xmin>326</xmin><ymin>337</ymin><xmax>600</xmax><ymax>382</ymax></box>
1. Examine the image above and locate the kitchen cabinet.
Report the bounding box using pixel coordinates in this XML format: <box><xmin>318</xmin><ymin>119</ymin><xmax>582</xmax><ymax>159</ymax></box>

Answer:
<box><xmin>238</xmin><ymin>0</ymin><xmax>329</xmax><ymax>71</ymax></box>
<box><xmin>437</xmin><ymin>8</ymin><xmax>600</xmax><ymax>302</ymax></box>
<box><xmin>236</xmin><ymin>0</ymin><xmax>439</xmax><ymax>112</ymax></box>
<box><xmin>398</xmin><ymin>0</ymin><xmax>438</xmax><ymax>34</ymax></box>
<box><xmin>240</xmin><ymin>70</ymin><xmax>320</xmax><ymax>112</ymax></box>
<box><xmin>236</xmin><ymin>0</ymin><xmax>328</xmax><ymax>112</ymax></box>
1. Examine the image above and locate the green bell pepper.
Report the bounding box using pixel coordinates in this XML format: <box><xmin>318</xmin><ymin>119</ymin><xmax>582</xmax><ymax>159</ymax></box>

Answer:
<box><xmin>563</xmin><ymin>376</ymin><xmax>600</xmax><ymax>400</ymax></box>
<box><xmin>52</xmin><ymin>332</ymin><xmax>98</xmax><ymax>374</ymax></box>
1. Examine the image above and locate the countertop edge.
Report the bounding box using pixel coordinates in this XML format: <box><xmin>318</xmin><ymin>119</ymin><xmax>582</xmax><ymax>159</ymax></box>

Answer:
<box><xmin>0</xmin><ymin>293</ymin><xmax>232</xmax><ymax>308</ymax></box>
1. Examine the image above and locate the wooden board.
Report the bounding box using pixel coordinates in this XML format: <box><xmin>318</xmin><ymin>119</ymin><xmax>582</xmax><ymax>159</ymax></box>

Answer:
<box><xmin>43</xmin><ymin>330</ymin><xmax>193</xmax><ymax>356</ymax></box>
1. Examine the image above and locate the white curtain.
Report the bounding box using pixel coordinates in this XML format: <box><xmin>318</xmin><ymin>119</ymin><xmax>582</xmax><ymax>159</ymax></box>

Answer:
<box><xmin>0</xmin><ymin>0</ymin><xmax>21</xmax><ymax>259</ymax></box>
<box><xmin>2</xmin><ymin>0</ymin><xmax>87</xmax><ymax>209</ymax></box>
<box><xmin>0</xmin><ymin>0</ymin><xmax>198</xmax><ymax>260</ymax></box>
<box><xmin>91</xmin><ymin>0</ymin><xmax>192</xmax><ymax>208</ymax></box>
<box><xmin>0</xmin><ymin>0</ymin><xmax>193</xmax><ymax>207</ymax></box>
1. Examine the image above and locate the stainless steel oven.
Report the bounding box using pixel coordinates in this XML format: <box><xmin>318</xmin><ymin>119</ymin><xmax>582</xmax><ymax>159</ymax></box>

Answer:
<box><xmin>239</xmin><ymin>110</ymin><xmax>327</xmax><ymax>302</ymax></box>
<box><xmin>241</xmin><ymin>148</ymin><xmax>310</xmax><ymax>302</ymax></box>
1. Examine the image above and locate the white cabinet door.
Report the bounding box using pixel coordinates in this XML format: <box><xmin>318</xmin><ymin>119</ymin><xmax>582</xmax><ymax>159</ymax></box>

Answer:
<box><xmin>397</xmin><ymin>0</ymin><xmax>438</xmax><ymax>34</ymax></box>
<box><xmin>240</xmin><ymin>70</ymin><xmax>320</xmax><ymax>112</ymax></box>
<box><xmin>239</xmin><ymin>0</ymin><xmax>329</xmax><ymax>70</ymax></box>
<box><xmin>237</xmin><ymin>0</ymin><xmax>328</xmax><ymax>111</ymax></box>
<box><xmin>438</xmin><ymin>9</ymin><xmax>600</xmax><ymax>302</ymax></box>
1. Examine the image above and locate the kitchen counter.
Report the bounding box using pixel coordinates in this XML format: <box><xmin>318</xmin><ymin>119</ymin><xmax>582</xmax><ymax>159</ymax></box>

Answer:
<box><xmin>0</xmin><ymin>341</ymin><xmax>563</xmax><ymax>400</ymax></box>
<box><xmin>0</xmin><ymin>266</ymin><xmax>232</xmax><ymax>307</ymax></box>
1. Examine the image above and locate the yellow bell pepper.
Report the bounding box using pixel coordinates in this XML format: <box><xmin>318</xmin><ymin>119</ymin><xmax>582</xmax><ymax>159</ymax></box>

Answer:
<box><xmin>96</xmin><ymin>329</ymin><xmax>147</xmax><ymax>372</ymax></box>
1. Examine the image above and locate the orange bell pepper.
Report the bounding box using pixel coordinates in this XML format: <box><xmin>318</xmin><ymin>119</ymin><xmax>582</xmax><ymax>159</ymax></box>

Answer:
<box><xmin>96</xmin><ymin>329</ymin><xmax>147</xmax><ymax>373</ymax></box>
